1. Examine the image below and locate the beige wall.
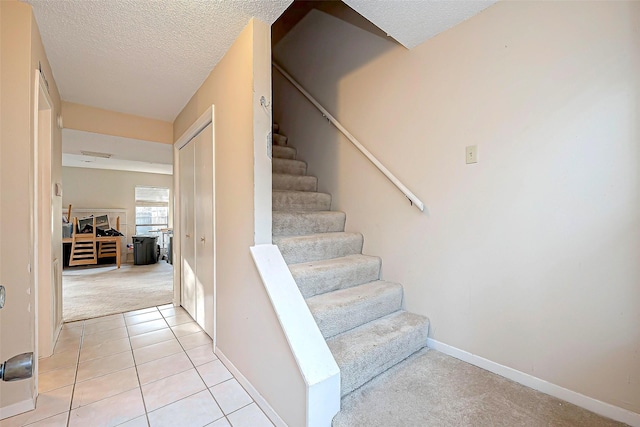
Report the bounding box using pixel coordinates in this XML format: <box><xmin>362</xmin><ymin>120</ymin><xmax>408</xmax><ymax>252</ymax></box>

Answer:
<box><xmin>62</xmin><ymin>167</ymin><xmax>173</xmax><ymax>261</ymax></box>
<box><xmin>174</xmin><ymin>19</ymin><xmax>305</xmax><ymax>426</ymax></box>
<box><xmin>274</xmin><ymin>1</ymin><xmax>640</xmax><ymax>415</ymax></box>
<box><xmin>62</xmin><ymin>101</ymin><xmax>173</xmax><ymax>144</ymax></box>
<box><xmin>0</xmin><ymin>0</ymin><xmax>62</xmax><ymax>412</ymax></box>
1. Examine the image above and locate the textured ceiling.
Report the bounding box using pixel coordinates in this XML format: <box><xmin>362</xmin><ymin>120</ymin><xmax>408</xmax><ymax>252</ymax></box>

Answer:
<box><xmin>343</xmin><ymin>0</ymin><xmax>498</xmax><ymax>49</ymax></box>
<box><xmin>25</xmin><ymin>0</ymin><xmax>292</xmax><ymax>121</ymax></box>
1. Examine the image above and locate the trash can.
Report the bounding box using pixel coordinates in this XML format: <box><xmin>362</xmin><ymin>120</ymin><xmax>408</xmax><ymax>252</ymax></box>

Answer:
<box><xmin>133</xmin><ymin>236</ymin><xmax>158</xmax><ymax>265</ymax></box>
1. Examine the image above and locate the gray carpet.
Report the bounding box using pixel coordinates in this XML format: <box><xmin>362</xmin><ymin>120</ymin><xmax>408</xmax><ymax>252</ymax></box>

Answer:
<box><xmin>333</xmin><ymin>349</ymin><xmax>626</xmax><ymax>427</ymax></box>
<box><xmin>271</xmin><ymin>126</ymin><xmax>430</xmax><ymax>402</ymax></box>
<box><xmin>63</xmin><ymin>262</ymin><xmax>173</xmax><ymax>322</ymax></box>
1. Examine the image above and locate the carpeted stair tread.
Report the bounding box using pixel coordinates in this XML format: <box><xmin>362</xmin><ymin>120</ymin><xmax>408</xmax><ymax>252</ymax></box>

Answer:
<box><xmin>307</xmin><ymin>281</ymin><xmax>403</xmax><ymax>339</ymax></box>
<box><xmin>273</xmin><ymin>133</ymin><xmax>288</xmax><ymax>146</ymax></box>
<box><xmin>273</xmin><ymin>211</ymin><xmax>346</xmax><ymax>237</ymax></box>
<box><xmin>273</xmin><ymin>232</ymin><xmax>363</xmax><ymax>264</ymax></box>
<box><xmin>272</xmin><ymin>173</ymin><xmax>317</xmax><ymax>192</ymax></box>
<box><xmin>327</xmin><ymin>311</ymin><xmax>429</xmax><ymax>397</ymax></box>
<box><xmin>289</xmin><ymin>254</ymin><xmax>381</xmax><ymax>298</ymax></box>
<box><xmin>273</xmin><ymin>158</ymin><xmax>306</xmax><ymax>175</ymax></box>
<box><xmin>273</xmin><ymin>190</ymin><xmax>331</xmax><ymax>211</ymax></box>
<box><xmin>273</xmin><ymin>145</ymin><xmax>296</xmax><ymax>160</ymax></box>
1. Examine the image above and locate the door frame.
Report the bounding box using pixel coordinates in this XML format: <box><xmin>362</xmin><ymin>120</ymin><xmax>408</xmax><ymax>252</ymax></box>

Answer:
<box><xmin>173</xmin><ymin>106</ymin><xmax>216</xmax><ymax>345</ymax></box>
<box><xmin>33</xmin><ymin>71</ymin><xmax>60</xmax><ymax>394</ymax></box>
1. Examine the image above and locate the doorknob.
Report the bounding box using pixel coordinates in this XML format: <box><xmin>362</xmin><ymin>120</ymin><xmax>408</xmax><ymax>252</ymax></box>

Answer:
<box><xmin>186</xmin><ymin>234</ymin><xmax>191</xmax><ymax>238</ymax></box>
<box><xmin>1</xmin><ymin>353</ymin><xmax>33</xmax><ymax>382</ymax></box>
<box><xmin>200</xmin><ymin>237</ymin><xmax>206</xmax><ymax>243</ymax></box>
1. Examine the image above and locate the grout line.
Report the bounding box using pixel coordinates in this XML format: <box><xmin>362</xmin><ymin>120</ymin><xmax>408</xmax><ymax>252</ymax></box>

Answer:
<box><xmin>127</xmin><ymin>311</ymin><xmax>152</xmax><ymax>427</ymax></box>
<box><xmin>66</xmin><ymin>320</ymin><xmax>84</xmax><ymax>427</ymax></box>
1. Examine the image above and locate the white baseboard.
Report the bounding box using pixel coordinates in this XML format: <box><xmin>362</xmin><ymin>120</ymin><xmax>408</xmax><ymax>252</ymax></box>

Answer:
<box><xmin>215</xmin><ymin>347</ymin><xmax>287</xmax><ymax>427</ymax></box>
<box><xmin>0</xmin><ymin>397</ymin><xmax>35</xmax><ymax>421</ymax></box>
<box><xmin>427</xmin><ymin>338</ymin><xmax>640</xmax><ymax>427</ymax></box>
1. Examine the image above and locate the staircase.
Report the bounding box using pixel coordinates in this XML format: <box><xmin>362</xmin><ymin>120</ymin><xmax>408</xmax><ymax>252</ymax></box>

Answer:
<box><xmin>271</xmin><ymin>124</ymin><xmax>430</xmax><ymax>406</ymax></box>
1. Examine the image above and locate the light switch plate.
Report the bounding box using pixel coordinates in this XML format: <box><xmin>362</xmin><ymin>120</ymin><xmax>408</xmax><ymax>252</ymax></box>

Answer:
<box><xmin>466</xmin><ymin>145</ymin><xmax>478</xmax><ymax>164</ymax></box>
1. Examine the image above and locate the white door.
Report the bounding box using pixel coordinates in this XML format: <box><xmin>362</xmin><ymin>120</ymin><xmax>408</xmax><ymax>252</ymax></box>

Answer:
<box><xmin>179</xmin><ymin>122</ymin><xmax>214</xmax><ymax>335</ymax></box>
<box><xmin>194</xmin><ymin>124</ymin><xmax>214</xmax><ymax>336</ymax></box>
<box><xmin>179</xmin><ymin>141</ymin><xmax>196</xmax><ymax>319</ymax></box>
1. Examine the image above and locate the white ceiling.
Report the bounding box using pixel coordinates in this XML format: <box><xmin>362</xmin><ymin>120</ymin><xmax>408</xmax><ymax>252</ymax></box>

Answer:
<box><xmin>343</xmin><ymin>0</ymin><xmax>498</xmax><ymax>49</ymax></box>
<box><xmin>62</xmin><ymin>129</ymin><xmax>173</xmax><ymax>175</ymax></box>
<box><xmin>25</xmin><ymin>0</ymin><xmax>293</xmax><ymax>122</ymax></box>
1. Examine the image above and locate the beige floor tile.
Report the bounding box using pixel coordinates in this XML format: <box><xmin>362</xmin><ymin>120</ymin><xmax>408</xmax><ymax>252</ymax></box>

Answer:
<box><xmin>53</xmin><ymin>337</ymin><xmax>81</xmax><ymax>354</ymax></box>
<box><xmin>76</xmin><ymin>351</ymin><xmax>134</xmax><ymax>382</ymax></box>
<box><xmin>79</xmin><ymin>337</ymin><xmax>131</xmax><ymax>363</ymax></box>
<box><xmin>159</xmin><ymin>307</ymin><xmax>186</xmax><ymax>318</ymax></box>
<box><xmin>130</xmin><ymin>328</ymin><xmax>175</xmax><ymax>350</ymax></box>
<box><xmin>117</xmin><ymin>415</ymin><xmax>149</xmax><ymax>427</ymax></box>
<box><xmin>124</xmin><ymin>307</ymin><xmax>158</xmax><ymax>317</ymax></box>
<box><xmin>209</xmin><ymin>380</ymin><xmax>253</xmax><ymax>415</ymax></box>
<box><xmin>81</xmin><ymin>327</ymin><xmax>128</xmax><ymax>348</ymax></box>
<box><xmin>0</xmin><ymin>385</ymin><xmax>73</xmax><ymax>426</ymax></box>
<box><xmin>68</xmin><ymin>388</ymin><xmax>145</xmax><ymax>427</ymax></box>
<box><xmin>226</xmin><ymin>403</ymin><xmax>273</xmax><ymax>427</ymax></box>
<box><xmin>125</xmin><ymin>311</ymin><xmax>164</xmax><ymax>326</ymax></box>
<box><xmin>185</xmin><ymin>344</ymin><xmax>217</xmax><ymax>367</ymax></box>
<box><xmin>141</xmin><ymin>369</ymin><xmax>206</xmax><ymax>412</ymax></box>
<box><xmin>164</xmin><ymin>312</ymin><xmax>193</xmax><ymax>327</ymax></box>
<box><xmin>157</xmin><ymin>303</ymin><xmax>173</xmax><ymax>310</ymax></box>
<box><xmin>127</xmin><ymin>319</ymin><xmax>168</xmax><ymax>337</ymax></box>
<box><xmin>170</xmin><ymin>322</ymin><xmax>202</xmax><ymax>338</ymax></box>
<box><xmin>82</xmin><ymin>317</ymin><xmax>126</xmax><ymax>335</ymax></box>
<box><xmin>136</xmin><ymin>352</ymin><xmax>194</xmax><ymax>385</ymax></box>
<box><xmin>196</xmin><ymin>360</ymin><xmax>233</xmax><ymax>388</ymax></box>
<box><xmin>83</xmin><ymin>313</ymin><xmax>123</xmax><ymax>325</ymax></box>
<box><xmin>23</xmin><ymin>412</ymin><xmax>68</xmax><ymax>427</ymax></box>
<box><xmin>206</xmin><ymin>418</ymin><xmax>231</xmax><ymax>427</ymax></box>
<box><xmin>62</xmin><ymin>321</ymin><xmax>83</xmax><ymax>330</ymax></box>
<box><xmin>133</xmin><ymin>339</ymin><xmax>182</xmax><ymax>365</ymax></box>
<box><xmin>71</xmin><ymin>366</ymin><xmax>139</xmax><ymax>409</ymax></box>
<box><xmin>147</xmin><ymin>390</ymin><xmax>223</xmax><ymax>427</ymax></box>
<box><xmin>38</xmin><ymin>349</ymin><xmax>79</xmax><ymax>374</ymax></box>
<box><xmin>57</xmin><ymin>327</ymin><xmax>83</xmax><ymax>341</ymax></box>
<box><xmin>177</xmin><ymin>331</ymin><xmax>212</xmax><ymax>350</ymax></box>
<box><xmin>38</xmin><ymin>366</ymin><xmax>77</xmax><ymax>393</ymax></box>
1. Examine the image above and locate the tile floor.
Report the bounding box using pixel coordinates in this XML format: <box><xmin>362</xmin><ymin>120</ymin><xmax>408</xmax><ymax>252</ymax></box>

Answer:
<box><xmin>0</xmin><ymin>305</ymin><xmax>274</xmax><ymax>427</ymax></box>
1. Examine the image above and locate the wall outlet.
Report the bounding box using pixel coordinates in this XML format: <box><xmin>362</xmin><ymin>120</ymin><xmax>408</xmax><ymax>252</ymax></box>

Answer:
<box><xmin>466</xmin><ymin>145</ymin><xmax>478</xmax><ymax>164</ymax></box>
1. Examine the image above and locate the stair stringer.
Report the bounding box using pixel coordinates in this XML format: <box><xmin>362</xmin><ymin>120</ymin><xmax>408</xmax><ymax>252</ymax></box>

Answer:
<box><xmin>250</xmin><ymin>244</ymin><xmax>341</xmax><ymax>427</ymax></box>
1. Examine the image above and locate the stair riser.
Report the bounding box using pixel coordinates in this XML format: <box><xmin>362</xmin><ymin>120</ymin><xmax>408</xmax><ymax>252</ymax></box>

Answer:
<box><xmin>272</xmin><ymin>174</ymin><xmax>317</xmax><ymax>192</ymax></box>
<box><xmin>273</xmin><ymin>133</ymin><xmax>288</xmax><ymax>146</ymax></box>
<box><xmin>274</xmin><ymin>233</ymin><xmax>363</xmax><ymax>264</ymax></box>
<box><xmin>308</xmin><ymin>282</ymin><xmax>403</xmax><ymax>339</ymax></box>
<box><xmin>328</xmin><ymin>313</ymin><xmax>429</xmax><ymax>397</ymax></box>
<box><xmin>273</xmin><ymin>145</ymin><xmax>296</xmax><ymax>160</ymax></box>
<box><xmin>273</xmin><ymin>211</ymin><xmax>345</xmax><ymax>237</ymax></box>
<box><xmin>291</xmin><ymin>255</ymin><xmax>380</xmax><ymax>298</ymax></box>
<box><xmin>273</xmin><ymin>158</ymin><xmax>306</xmax><ymax>175</ymax></box>
<box><xmin>273</xmin><ymin>192</ymin><xmax>331</xmax><ymax>211</ymax></box>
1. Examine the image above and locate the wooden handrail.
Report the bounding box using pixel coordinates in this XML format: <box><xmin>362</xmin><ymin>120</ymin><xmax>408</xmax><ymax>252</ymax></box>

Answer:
<box><xmin>272</xmin><ymin>61</ymin><xmax>425</xmax><ymax>212</ymax></box>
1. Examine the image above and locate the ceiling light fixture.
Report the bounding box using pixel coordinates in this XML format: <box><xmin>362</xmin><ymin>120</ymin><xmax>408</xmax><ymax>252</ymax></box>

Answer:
<box><xmin>80</xmin><ymin>151</ymin><xmax>112</xmax><ymax>159</ymax></box>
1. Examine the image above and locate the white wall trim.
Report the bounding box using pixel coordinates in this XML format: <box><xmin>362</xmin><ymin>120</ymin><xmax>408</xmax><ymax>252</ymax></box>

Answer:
<box><xmin>0</xmin><ymin>398</ymin><xmax>35</xmax><ymax>421</ymax></box>
<box><xmin>250</xmin><ymin>244</ymin><xmax>341</xmax><ymax>427</ymax></box>
<box><xmin>427</xmin><ymin>338</ymin><xmax>640</xmax><ymax>427</ymax></box>
<box><xmin>215</xmin><ymin>347</ymin><xmax>287</xmax><ymax>427</ymax></box>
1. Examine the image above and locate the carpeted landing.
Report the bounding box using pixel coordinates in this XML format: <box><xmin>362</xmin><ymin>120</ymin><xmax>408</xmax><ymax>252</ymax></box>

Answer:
<box><xmin>333</xmin><ymin>349</ymin><xmax>626</xmax><ymax>427</ymax></box>
<box><xmin>63</xmin><ymin>262</ymin><xmax>173</xmax><ymax>322</ymax></box>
